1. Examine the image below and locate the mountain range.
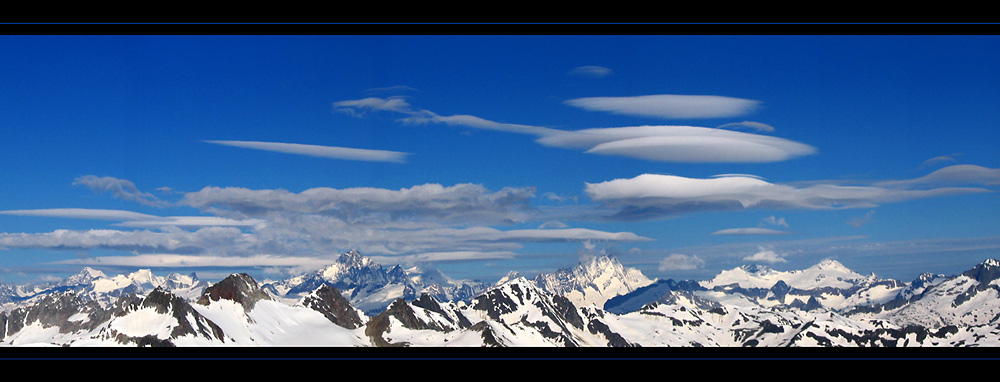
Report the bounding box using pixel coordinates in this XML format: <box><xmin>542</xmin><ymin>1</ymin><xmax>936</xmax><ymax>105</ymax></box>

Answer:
<box><xmin>3</xmin><ymin>251</ymin><xmax>1000</xmax><ymax>350</ymax></box>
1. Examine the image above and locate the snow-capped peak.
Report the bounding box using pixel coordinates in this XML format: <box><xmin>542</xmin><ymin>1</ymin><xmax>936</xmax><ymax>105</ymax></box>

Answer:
<box><xmin>532</xmin><ymin>255</ymin><xmax>654</xmax><ymax>308</ymax></box>
<box><xmin>702</xmin><ymin>258</ymin><xmax>865</xmax><ymax>290</ymax></box>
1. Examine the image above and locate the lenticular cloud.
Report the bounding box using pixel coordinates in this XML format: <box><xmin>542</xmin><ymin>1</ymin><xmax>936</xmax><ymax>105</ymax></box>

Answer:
<box><xmin>584</xmin><ymin>173</ymin><xmax>993</xmax><ymax>221</ymax></box>
<box><xmin>564</xmin><ymin>94</ymin><xmax>760</xmax><ymax>119</ymax></box>
<box><xmin>537</xmin><ymin>125</ymin><xmax>817</xmax><ymax>163</ymax></box>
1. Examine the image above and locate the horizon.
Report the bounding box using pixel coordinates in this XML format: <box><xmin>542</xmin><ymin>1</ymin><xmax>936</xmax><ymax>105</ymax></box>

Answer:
<box><xmin>1</xmin><ymin>34</ymin><xmax>998</xmax><ymax>286</ymax></box>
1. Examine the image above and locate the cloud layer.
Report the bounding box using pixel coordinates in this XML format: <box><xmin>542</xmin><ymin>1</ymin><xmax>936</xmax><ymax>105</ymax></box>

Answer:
<box><xmin>584</xmin><ymin>168</ymin><xmax>995</xmax><ymax>221</ymax></box>
<box><xmin>564</xmin><ymin>94</ymin><xmax>761</xmax><ymax>119</ymax></box>
<box><xmin>333</xmin><ymin>95</ymin><xmax>816</xmax><ymax>164</ymax></box>
<box><xmin>204</xmin><ymin>140</ymin><xmax>409</xmax><ymax>163</ymax></box>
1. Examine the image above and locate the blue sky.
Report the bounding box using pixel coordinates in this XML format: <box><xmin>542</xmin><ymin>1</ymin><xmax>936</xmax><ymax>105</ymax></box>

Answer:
<box><xmin>1</xmin><ymin>34</ymin><xmax>999</xmax><ymax>284</ymax></box>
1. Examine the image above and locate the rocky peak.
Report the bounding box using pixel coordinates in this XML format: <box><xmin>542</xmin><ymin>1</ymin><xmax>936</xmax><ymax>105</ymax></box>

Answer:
<box><xmin>196</xmin><ymin>273</ymin><xmax>272</xmax><ymax>311</ymax></box>
<box><xmin>298</xmin><ymin>284</ymin><xmax>363</xmax><ymax>329</ymax></box>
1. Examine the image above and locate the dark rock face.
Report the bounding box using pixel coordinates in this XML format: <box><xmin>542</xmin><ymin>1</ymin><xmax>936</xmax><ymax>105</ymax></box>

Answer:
<box><xmin>196</xmin><ymin>273</ymin><xmax>272</xmax><ymax>311</ymax></box>
<box><xmin>141</xmin><ymin>288</ymin><xmax>226</xmax><ymax>342</ymax></box>
<box><xmin>2</xmin><ymin>292</ymin><xmax>120</xmax><ymax>339</ymax></box>
<box><xmin>364</xmin><ymin>298</ymin><xmax>437</xmax><ymax>347</ymax></box>
<box><xmin>299</xmin><ymin>285</ymin><xmax>364</xmax><ymax>329</ymax></box>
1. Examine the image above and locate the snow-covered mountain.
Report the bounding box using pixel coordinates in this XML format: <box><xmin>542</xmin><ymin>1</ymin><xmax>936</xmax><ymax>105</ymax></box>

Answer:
<box><xmin>533</xmin><ymin>255</ymin><xmax>654</xmax><ymax>309</ymax></box>
<box><xmin>0</xmin><ymin>267</ymin><xmax>208</xmax><ymax>309</ymax></box>
<box><xmin>4</xmin><ymin>254</ymin><xmax>1000</xmax><ymax>348</ymax></box>
<box><xmin>262</xmin><ymin>250</ymin><xmax>489</xmax><ymax>315</ymax></box>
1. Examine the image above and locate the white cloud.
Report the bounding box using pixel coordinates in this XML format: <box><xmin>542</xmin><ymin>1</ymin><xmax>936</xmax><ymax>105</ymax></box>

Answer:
<box><xmin>0</xmin><ymin>208</ymin><xmax>160</xmax><ymax>221</ymax></box>
<box><xmin>761</xmin><ymin>216</ymin><xmax>789</xmax><ymax>228</ymax></box>
<box><xmin>0</xmin><ymin>208</ymin><xmax>262</xmax><ymax>229</ymax></box>
<box><xmin>536</xmin><ymin>125</ymin><xmax>816</xmax><ymax>163</ymax></box>
<box><xmin>332</xmin><ymin>96</ymin><xmax>416</xmax><ymax>116</ymax></box>
<box><xmin>568</xmin><ymin>66</ymin><xmax>613</xmax><ymax>78</ymax></box>
<box><xmin>584</xmin><ymin>173</ymin><xmax>993</xmax><ymax>221</ymax></box>
<box><xmin>50</xmin><ymin>253</ymin><xmax>334</xmax><ymax>269</ymax></box>
<box><xmin>538</xmin><ymin>220</ymin><xmax>569</xmax><ymax>229</ymax></box>
<box><xmin>204</xmin><ymin>140</ymin><xmax>409</xmax><ymax>163</ymax></box>
<box><xmin>0</xmin><ymin>227</ymin><xmax>258</xmax><ymax>256</ymax></box>
<box><xmin>742</xmin><ymin>248</ymin><xmax>787</xmax><ymax>263</ymax></box>
<box><xmin>371</xmin><ymin>251</ymin><xmax>518</xmax><ymax>266</ymax></box>
<box><xmin>334</xmin><ymin>95</ymin><xmax>815</xmax><ymax>164</ymax></box>
<box><xmin>73</xmin><ymin>175</ymin><xmax>167</xmax><ymax>207</ymax></box>
<box><xmin>658</xmin><ymin>254</ymin><xmax>705</xmax><ymax>271</ymax></box>
<box><xmin>564</xmin><ymin>94</ymin><xmax>761</xmax><ymax>119</ymax></box>
<box><xmin>877</xmin><ymin>164</ymin><xmax>1000</xmax><ymax>189</ymax></box>
<box><xmin>712</xmin><ymin>228</ymin><xmax>792</xmax><ymax>235</ymax></box>
<box><xmin>115</xmin><ymin>216</ymin><xmax>264</xmax><ymax>228</ymax></box>
<box><xmin>182</xmin><ymin>182</ymin><xmax>538</xmax><ymax>226</ymax></box>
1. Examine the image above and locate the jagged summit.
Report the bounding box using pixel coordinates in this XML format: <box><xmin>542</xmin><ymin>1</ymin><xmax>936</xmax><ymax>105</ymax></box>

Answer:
<box><xmin>532</xmin><ymin>255</ymin><xmax>653</xmax><ymax>308</ymax></box>
<box><xmin>196</xmin><ymin>273</ymin><xmax>272</xmax><ymax>311</ymax></box>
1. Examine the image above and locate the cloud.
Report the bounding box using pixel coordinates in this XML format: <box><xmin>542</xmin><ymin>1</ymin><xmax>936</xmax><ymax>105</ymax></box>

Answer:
<box><xmin>0</xmin><ymin>208</ymin><xmax>262</xmax><ymax>229</ymax></box>
<box><xmin>332</xmin><ymin>96</ymin><xmax>417</xmax><ymax>116</ymax></box>
<box><xmin>918</xmin><ymin>153</ymin><xmax>963</xmax><ymax>169</ymax></box>
<box><xmin>877</xmin><ymin>164</ymin><xmax>1000</xmax><ymax>189</ymax></box>
<box><xmin>0</xmin><ymin>208</ymin><xmax>160</xmax><ymax>221</ymax></box>
<box><xmin>584</xmin><ymin>173</ymin><xmax>993</xmax><ymax>221</ymax></box>
<box><xmin>658</xmin><ymin>254</ymin><xmax>705</xmax><ymax>271</ymax></box>
<box><xmin>847</xmin><ymin>210</ymin><xmax>875</xmax><ymax>227</ymax></box>
<box><xmin>371</xmin><ymin>251</ymin><xmax>518</xmax><ymax>266</ymax></box>
<box><xmin>73</xmin><ymin>175</ymin><xmax>167</xmax><ymax>207</ymax></box>
<box><xmin>204</xmin><ymin>140</ymin><xmax>409</xmax><ymax>164</ymax></box>
<box><xmin>564</xmin><ymin>94</ymin><xmax>761</xmax><ymax>119</ymax></box>
<box><xmin>334</xmin><ymin>95</ymin><xmax>815</xmax><ymax>164</ymax></box>
<box><xmin>761</xmin><ymin>216</ymin><xmax>789</xmax><ymax>228</ymax></box>
<box><xmin>399</xmin><ymin>113</ymin><xmax>559</xmax><ymax>136</ymax></box>
<box><xmin>181</xmin><ymin>182</ymin><xmax>538</xmax><ymax>226</ymax></box>
<box><xmin>568</xmin><ymin>66</ymin><xmax>613</xmax><ymax>78</ymax></box>
<box><xmin>50</xmin><ymin>253</ymin><xmax>334</xmax><ymax>269</ymax></box>
<box><xmin>0</xmin><ymin>227</ymin><xmax>258</xmax><ymax>256</ymax></box>
<box><xmin>712</xmin><ymin>228</ymin><xmax>792</xmax><ymax>235</ymax></box>
<box><xmin>717</xmin><ymin>121</ymin><xmax>776</xmax><ymax>133</ymax></box>
<box><xmin>536</xmin><ymin>125</ymin><xmax>817</xmax><ymax>163</ymax></box>
<box><xmin>538</xmin><ymin>220</ymin><xmax>569</xmax><ymax>229</ymax></box>
<box><xmin>742</xmin><ymin>248</ymin><xmax>788</xmax><ymax>263</ymax></box>
<box><xmin>115</xmin><ymin>216</ymin><xmax>264</xmax><ymax>228</ymax></box>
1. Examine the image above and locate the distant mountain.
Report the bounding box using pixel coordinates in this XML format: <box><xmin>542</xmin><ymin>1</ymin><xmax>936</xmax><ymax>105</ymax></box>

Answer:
<box><xmin>4</xmin><ymin>255</ymin><xmax>1000</xmax><ymax>347</ymax></box>
<box><xmin>532</xmin><ymin>255</ymin><xmax>654</xmax><ymax>308</ymax></box>
<box><xmin>0</xmin><ymin>267</ymin><xmax>208</xmax><ymax>308</ymax></box>
<box><xmin>262</xmin><ymin>250</ymin><xmax>489</xmax><ymax>315</ymax></box>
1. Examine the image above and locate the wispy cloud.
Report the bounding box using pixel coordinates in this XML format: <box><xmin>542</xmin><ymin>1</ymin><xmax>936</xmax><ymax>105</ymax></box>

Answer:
<box><xmin>876</xmin><ymin>164</ymin><xmax>1000</xmax><ymax>189</ymax></box>
<box><xmin>847</xmin><ymin>210</ymin><xmax>875</xmax><ymax>227</ymax></box>
<box><xmin>0</xmin><ymin>208</ymin><xmax>160</xmax><ymax>221</ymax></box>
<box><xmin>568</xmin><ymin>66</ymin><xmax>613</xmax><ymax>78</ymax></box>
<box><xmin>742</xmin><ymin>247</ymin><xmax>788</xmax><ymax>264</ymax></box>
<box><xmin>204</xmin><ymin>140</ymin><xmax>409</xmax><ymax>164</ymax></box>
<box><xmin>49</xmin><ymin>253</ymin><xmax>334</xmax><ymax>269</ymax></box>
<box><xmin>371</xmin><ymin>251</ymin><xmax>518</xmax><ymax>267</ymax></box>
<box><xmin>918</xmin><ymin>153</ymin><xmax>963</xmax><ymax>170</ymax></box>
<box><xmin>761</xmin><ymin>216</ymin><xmax>789</xmax><ymax>228</ymax></box>
<box><xmin>712</xmin><ymin>228</ymin><xmax>793</xmax><ymax>235</ymax></box>
<box><xmin>659</xmin><ymin>254</ymin><xmax>705</xmax><ymax>271</ymax></box>
<box><xmin>584</xmin><ymin>171</ymin><xmax>994</xmax><ymax>221</ymax></box>
<box><xmin>333</xmin><ymin>95</ymin><xmax>815</xmax><ymax>164</ymax></box>
<box><xmin>73</xmin><ymin>175</ymin><xmax>167</xmax><ymax>208</ymax></box>
<box><xmin>564</xmin><ymin>94</ymin><xmax>760</xmax><ymax>119</ymax></box>
<box><xmin>0</xmin><ymin>227</ymin><xmax>257</xmax><ymax>255</ymax></box>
